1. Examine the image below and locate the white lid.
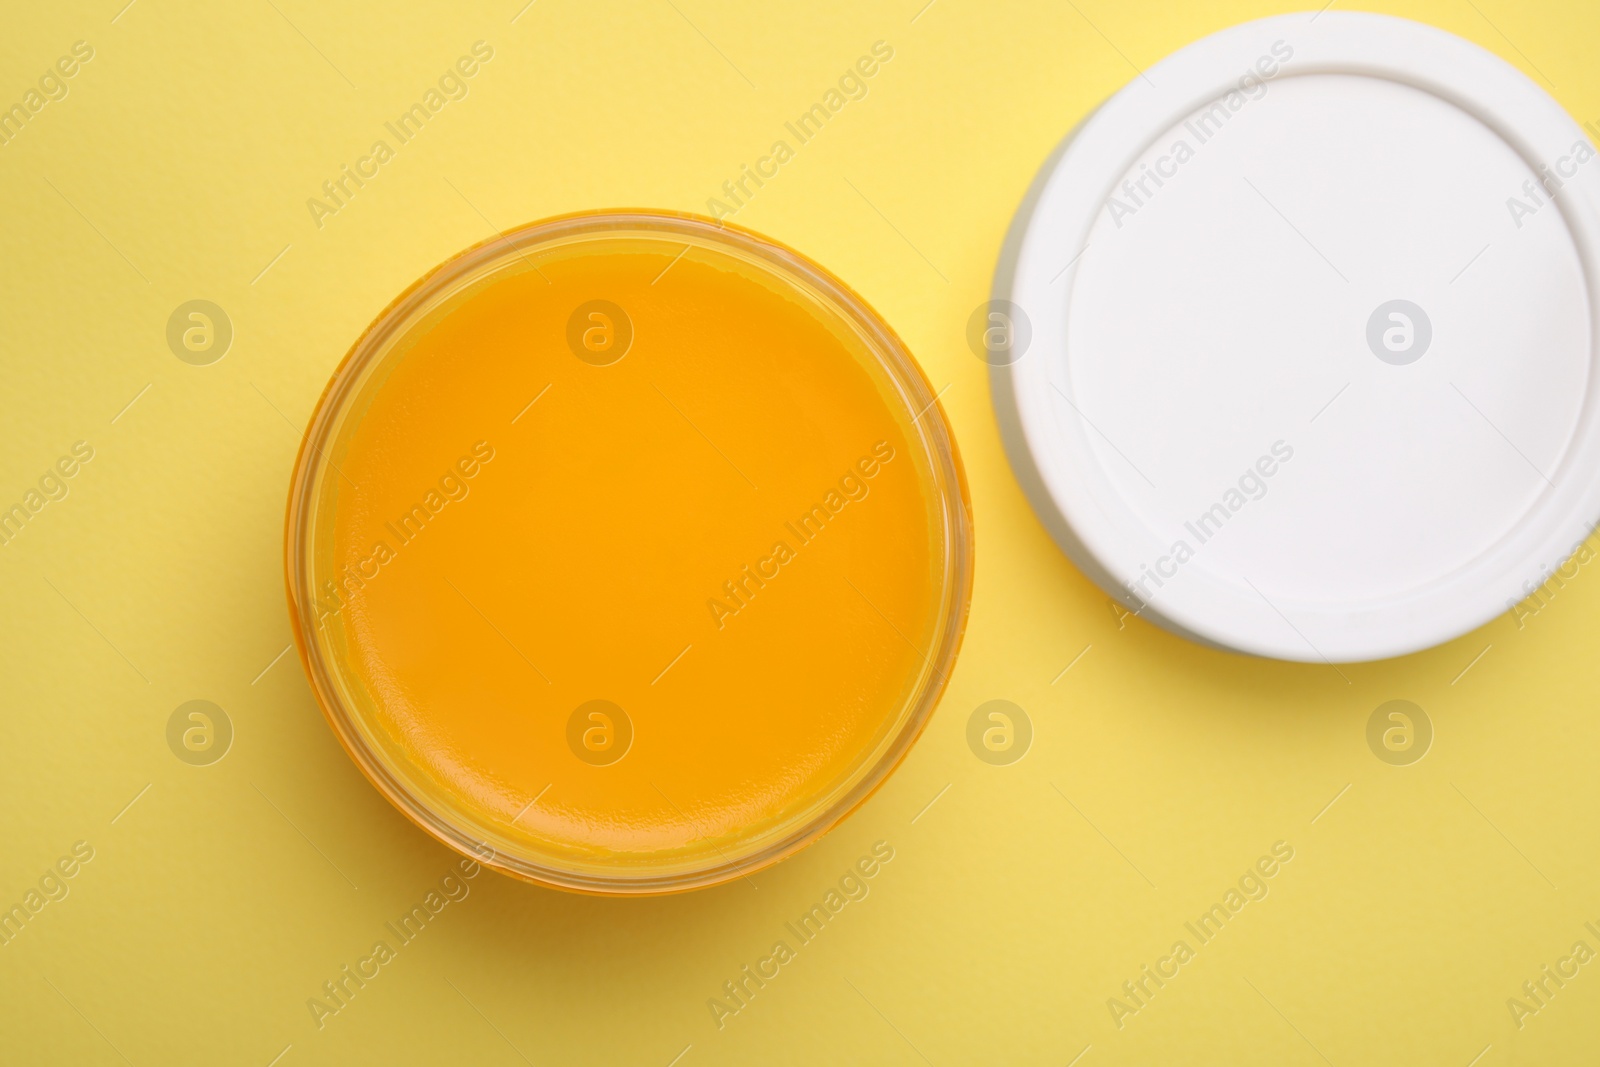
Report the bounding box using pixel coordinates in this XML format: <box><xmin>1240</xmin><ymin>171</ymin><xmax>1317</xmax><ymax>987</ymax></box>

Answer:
<box><xmin>991</xmin><ymin>11</ymin><xmax>1600</xmax><ymax>663</ymax></box>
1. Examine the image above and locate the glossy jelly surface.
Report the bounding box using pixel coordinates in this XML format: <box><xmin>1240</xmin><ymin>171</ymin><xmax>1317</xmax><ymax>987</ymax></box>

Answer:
<box><xmin>287</xmin><ymin>212</ymin><xmax>971</xmax><ymax>893</ymax></box>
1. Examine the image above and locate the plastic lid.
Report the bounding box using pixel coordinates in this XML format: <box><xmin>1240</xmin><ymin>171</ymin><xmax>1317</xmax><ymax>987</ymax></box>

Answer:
<box><xmin>991</xmin><ymin>11</ymin><xmax>1600</xmax><ymax>662</ymax></box>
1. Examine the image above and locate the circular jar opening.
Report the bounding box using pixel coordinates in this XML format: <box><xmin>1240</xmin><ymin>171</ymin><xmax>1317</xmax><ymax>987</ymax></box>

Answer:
<box><xmin>286</xmin><ymin>210</ymin><xmax>973</xmax><ymax>894</ymax></box>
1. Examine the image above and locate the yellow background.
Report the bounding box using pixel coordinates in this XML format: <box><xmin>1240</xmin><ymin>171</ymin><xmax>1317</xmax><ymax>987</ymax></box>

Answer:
<box><xmin>3</xmin><ymin>1</ymin><xmax>1598</xmax><ymax>1063</ymax></box>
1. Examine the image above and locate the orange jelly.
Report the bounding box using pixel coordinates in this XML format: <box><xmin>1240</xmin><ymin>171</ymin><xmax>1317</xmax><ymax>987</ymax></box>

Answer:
<box><xmin>287</xmin><ymin>212</ymin><xmax>972</xmax><ymax>893</ymax></box>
